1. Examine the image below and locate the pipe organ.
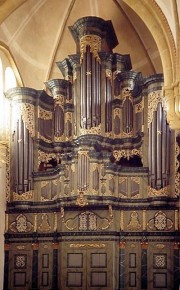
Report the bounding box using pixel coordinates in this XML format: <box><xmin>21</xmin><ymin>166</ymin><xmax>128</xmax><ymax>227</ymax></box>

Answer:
<box><xmin>4</xmin><ymin>17</ymin><xmax>179</xmax><ymax>290</ymax></box>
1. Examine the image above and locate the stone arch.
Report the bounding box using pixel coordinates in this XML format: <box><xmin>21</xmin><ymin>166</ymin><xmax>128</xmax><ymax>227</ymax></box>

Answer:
<box><xmin>123</xmin><ymin>0</ymin><xmax>176</xmax><ymax>86</ymax></box>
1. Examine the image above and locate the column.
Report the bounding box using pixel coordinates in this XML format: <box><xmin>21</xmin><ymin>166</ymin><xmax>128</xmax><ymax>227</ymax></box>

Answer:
<box><xmin>173</xmin><ymin>242</ymin><xmax>180</xmax><ymax>290</ymax></box>
<box><xmin>30</xmin><ymin>242</ymin><xmax>39</xmax><ymax>290</ymax></box>
<box><xmin>119</xmin><ymin>241</ymin><xmax>125</xmax><ymax>289</ymax></box>
<box><xmin>141</xmin><ymin>241</ymin><xmax>148</xmax><ymax>290</ymax></box>
<box><xmin>3</xmin><ymin>244</ymin><xmax>10</xmax><ymax>290</ymax></box>
<box><xmin>51</xmin><ymin>242</ymin><xmax>59</xmax><ymax>290</ymax></box>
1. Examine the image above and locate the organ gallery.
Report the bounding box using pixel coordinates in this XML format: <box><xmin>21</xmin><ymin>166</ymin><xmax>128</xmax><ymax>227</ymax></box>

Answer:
<box><xmin>4</xmin><ymin>16</ymin><xmax>179</xmax><ymax>290</ymax></box>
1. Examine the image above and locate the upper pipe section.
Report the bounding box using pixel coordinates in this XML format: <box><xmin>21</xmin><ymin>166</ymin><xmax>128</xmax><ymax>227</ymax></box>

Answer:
<box><xmin>69</xmin><ymin>16</ymin><xmax>118</xmax><ymax>53</ymax></box>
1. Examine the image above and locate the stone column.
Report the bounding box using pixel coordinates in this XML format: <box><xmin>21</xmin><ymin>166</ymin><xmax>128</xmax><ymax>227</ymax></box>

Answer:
<box><xmin>141</xmin><ymin>240</ymin><xmax>148</xmax><ymax>290</ymax></box>
<box><xmin>50</xmin><ymin>242</ymin><xmax>59</xmax><ymax>290</ymax></box>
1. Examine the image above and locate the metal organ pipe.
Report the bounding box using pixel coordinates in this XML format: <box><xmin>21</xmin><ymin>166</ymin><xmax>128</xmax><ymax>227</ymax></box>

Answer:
<box><xmin>28</xmin><ymin>134</ymin><xmax>33</xmax><ymax>191</ymax></box>
<box><xmin>162</xmin><ymin>109</ymin><xmax>167</xmax><ymax>187</ymax></box>
<box><xmin>166</xmin><ymin>123</ymin><xmax>170</xmax><ymax>185</ymax></box>
<box><xmin>23</xmin><ymin>124</ymin><xmax>28</xmax><ymax>192</ymax></box>
<box><xmin>18</xmin><ymin>117</ymin><xmax>24</xmax><ymax>193</ymax></box>
<box><xmin>105</xmin><ymin>76</ymin><xmax>112</xmax><ymax>132</ymax></box>
<box><xmin>81</xmin><ymin>52</ymin><xmax>87</xmax><ymax>128</ymax></box>
<box><xmin>151</xmin><ymin>111</ymin><xmax>157</xmax><ymax>188</ymax></box>
<box><xmin>148</xmin><ymin>123</ymin><xmax>152</xmax><ymax>186</ymax></box>
<box><xmin>156</xmin><ymin>103</ymin><xmax>162</xmax><ymax>187</ymax></box>
<box><xmin>86</xmin><ymin>46</ymin><xmax>92</xmax><ymax>127</ymax></box>
<box><xmin>78</xmin><ymin>152</ymin><xmax>89</xmax><ymax>191</ymax></box>
<box><xmin>15</xmin><ymin>119</ymin><xmax>19</xmax><ymax>193</ymax></box>
<box><xmin>96</xmin><ymin>60</ymin><xmax>101</xmax><ymax>125</ymax></box>
<box><xmin>92</xmin><ymin>56</ymin><xmax>96</xmax><ymax>126</ymax></box>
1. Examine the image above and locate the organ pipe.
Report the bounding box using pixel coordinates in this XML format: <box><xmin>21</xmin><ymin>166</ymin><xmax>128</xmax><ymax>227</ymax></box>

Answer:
<box><xmin>18</xmin><ymin>117</ymin><xmax>24</xmax><ymax>193</ymax></box>
<box><xmin>86</xmin><ymin>46</ymin><xmax>91</xmax><ymax>126</ymax></box>
<box><xmin>156</xmin><ymin>103</ymin><xmax>162</xmax><ymax>187</ymax></box>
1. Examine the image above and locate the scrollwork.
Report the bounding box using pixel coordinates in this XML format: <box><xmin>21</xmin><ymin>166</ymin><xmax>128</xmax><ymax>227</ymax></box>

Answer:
<box><xmin>80</xmin><ymin>35</ymin><xmax>101</xmax><ymax>63</ymax></box>
<box><xmin>19</xmin><ymin>103</ymin><xmax>35</xmax><ymax>137</ymax></box>
<box><xmin>113</xmin><ymin>148</ymin><xmax>142</xmax><ymax>161</ymax></box>
<box><xmin>38</xmin><ymin>107</ymin><xmax>52</xmax><ymax>120</ymax></box>
<box><xmin>80</xmin><ymin>123</ymin><xmax>101</xmax><ymax>135</ymax></box>
<box><xmin>148</xmin><ymin>90</ymin><xmax>167</xmax><ymax>127</ymax></box>
<box><xmin>147</xmin><ymin>186</ymin><xmax>169</xmax><ymax>196</ymax></box>
<box><xmin>13</xmin><ymin>190</ymin><xmax>34</xmax><ymax>201</ymax></box>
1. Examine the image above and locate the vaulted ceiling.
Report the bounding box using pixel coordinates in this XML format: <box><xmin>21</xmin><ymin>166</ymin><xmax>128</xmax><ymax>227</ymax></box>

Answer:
<box><xmin>0</xmin><ymin>0</ymin><xmax>178</xmax><ymax>91</ymax></box>
<box><xmin>0</xmin><ymin>0</ymin><xmax>163</xmax><ymax>90</ymax></box>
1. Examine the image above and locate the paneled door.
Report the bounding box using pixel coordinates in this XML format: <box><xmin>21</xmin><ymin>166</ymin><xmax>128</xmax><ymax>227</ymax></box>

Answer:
<box><xmin>61</xmin><ymin>242</ymin><xmax>114</xmax><ymax>290</ymax></box>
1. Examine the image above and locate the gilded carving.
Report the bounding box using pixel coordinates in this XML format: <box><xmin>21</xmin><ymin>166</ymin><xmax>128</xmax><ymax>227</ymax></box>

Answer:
<box><xmin>148</xmin><ymin>90</ymin><xmax>167</xmax><ymax>127</ymax></box>
<box><xmin>113</xmin><ymin>148</ymin><xmax>142</xmax><ymax>161</ymax></box>
<box><xmin>16</xmin><ymin>245</ymin><xmax>26</xmax><ymax>250</ymax></box>
<box><xmin>91</xmin><ymin>163</ymin><xmax>98</xmax><ymax>172</ymax></box>
<box><xmin>15</xmin><ymin>255</ymin><xmax>26</xmax><ymax>268</ymax></box>
<box><xmin>54</xmin><ymin>134</ymin><xmax>64</xmax><ymax>142</ymax></box>
<box><xmin>71</xmin><ymin>164</ymin><xmax>75</xmax><ymax>172</ymax></box>
<box><xmin>54</xmin><ymin>95</ymin><xmax>64</xmax><ymax>107</ymax></box>
<box><xmin>155</xmin><ymin>244</ymin><xmax>165</xmax><ymax>249</ymax></box>
<box><xmin>114</xmin><ymin>108</ymin><xmax>121</xmax><ymax>118</ymax></box>
<box><xmin>13</xmin><ymin>190</ymin><xmax>34</xmax><ymax>201</ymax></box>
<box><xmin>39</xmin><ymin>134</ymin><xmax>52</xmax><ymax>143</ymax></box>
<box><xmin>175</xmin><ymin>131</ymin><xmax>180</xmax><ymax>196</ymax></box>
<box><xmin>80</xmin><ymin>34</ymin><xmax>101</xmax><ymax>63</ymax></box>
<box><xmin>154</xmin><ymin>255</ymin><xmax>166</xmax><ymax>268</ymax></box>
<box><xmin>121</xmin><ymin>87</ymin><xmax>133</xmax><ymax>104</ymax></box>
<box><xmin>65</xmin><ymin>112</ymin><xmax>72</xmax><ymax>122</ymax></box>
<box><xmin>106</xmin><ymin>69</ymin><xmax>112</xmax><ymax>80</ymax></box>
<box><xmin>0</xmin><ymin>142</ymin><xmax>10</xmax><ymax>201</ymax></box>
<box><xmin>64</xmin><ymin>218</ymin><xmax>77</xmax><ymax>231</ymax></box>
<box><xmin>127</xmin><ymin>211</ymin><xmax>141</xmax><ymax>230</ymax></box>
<box><xmin>131</xmin><ymin>176</ymin><xmax>140</xmax><ymax>184</ymax></box>
<box><xmin>54</xmin><ymin>212</ymin><xmax>57</xmax><ymax>231</ymax></box>
<box><xmin>78</xmin><ymin>150</ymin><xmax>89</xmax><ymax>157</ymax></box>
<box><xmin>0</xmin><ymin>142</ymin><xmax>7</xmax><ymax>164</ymax></box>
<box><xmin>38</xmin><ymin>150</ymin><xmax>56</xmax><ymax>165</ymax></box>
<box><xmin>76</xmin><ymin>191</ymin><xmax>88</xmax><ymax>207</ymax></box>
<box><xmin>175</xmin><ymin>210</ymin><xmax>179</xmax><ymax>230</ymax></box>
<box><xmin>80</xmin><ymin>123</ymin><xmax>101</xmax><ymax>135</ymax></box>
<box><xmin>10</xmin><ymin>214</ymin><xmax>33</xmax><ymax>233</ymax></box>
<box><xmin>70</xmin><ymin>243</ymin><xmax>106</xmax><ymax>249</ymax></box>
<box><xmin>143</xmin><ymin>210</ymin><xmax>146</xmax><ymax>231</ymax></box>
<box><xmin>148</xmin><ymin>211</ymin><xmax>173</xmax><ymax>231</ymax></box>
<box><xmin>20</xmin><ymin>103</ymin><xmax>35</xmax><ymax>137</ymax></box>
<box><xmin>34</xmin><ymin>214</ymin><xmax>37</xmax><ymax>232</ymax></box>
<box><xmin>135</xmin><ymin>99</ymin><xmax>144</xmax><ymax>113</ymax></box>
<box><xmin>41</xmin><ymin>181</ymin><xmax>49</xmax><ymax>188</ymax></box>
<box><xmin>147</xmin><ymin>186</ymin><xmax>169</xmax><ymax>196</ymax></box>
<box><xmin>121</xmin><ymin>131</ymin><xmax>133</xmax><ymax>137</ymax></box>
<box><xmin>38</xmin><ymin>107</ymin><xmax>52</xmax><ymax>120</ymax></box>
<box><xmin>38</xmin><ymin>213</ymin><xmax>51</xmax><ymax>232</ymax></box>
